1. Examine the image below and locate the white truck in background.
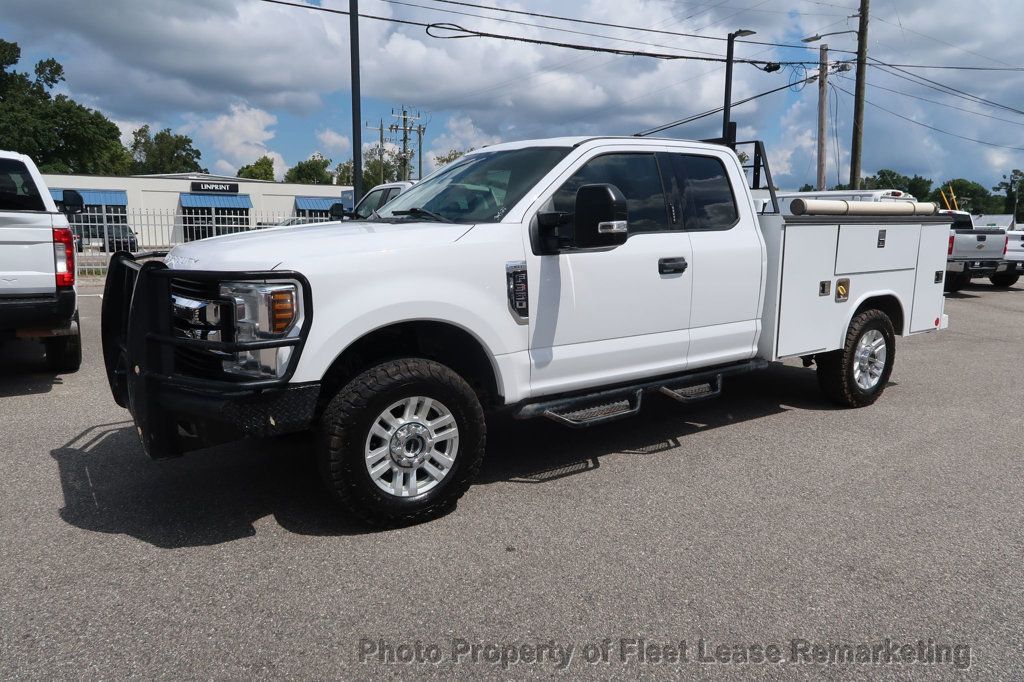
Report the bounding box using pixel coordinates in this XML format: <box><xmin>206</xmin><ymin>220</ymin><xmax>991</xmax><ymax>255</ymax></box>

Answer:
<box><xmin>943</xmin><ymin>210</ymin><xmax>1008</xmax><ymax>292</ymax></box>
<box><xmin>0</xmin><ymin>151</ymin><xmax>84</xmax><ymax>372</ymax></box>
<box><xmin>102</xmin><ymin>137</ymin><xmax>952</xmax><ymax>526</ymax></box>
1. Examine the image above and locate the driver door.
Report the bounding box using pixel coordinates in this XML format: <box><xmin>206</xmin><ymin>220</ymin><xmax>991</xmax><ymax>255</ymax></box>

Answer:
<box><xmin>525</xmin><ymin>148</ymin><xmax>693</xmax><ymax>397</ymax></box>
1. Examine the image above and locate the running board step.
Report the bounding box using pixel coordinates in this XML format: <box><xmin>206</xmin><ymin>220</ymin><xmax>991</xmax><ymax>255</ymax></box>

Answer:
<box><xmin>542</xmin><ymin>390</ymin><xmax>642</xmax><ymax>428</ymax></box>
<box><xmin>513</xmin><ymin>359</ymin><xmax>767</xmax><ymax>428</ymax></box>
<box><xmin>659</xmin><ymin>375</ymin><xmax>722</xmax><ymax>403</ymax></box>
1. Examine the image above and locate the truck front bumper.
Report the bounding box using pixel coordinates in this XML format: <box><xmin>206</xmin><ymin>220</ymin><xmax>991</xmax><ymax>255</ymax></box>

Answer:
<box><xmin>102</xmin><ymin>254</ymin><xmax>318</xmax><ymax>458</ymax></box>
<box><xmin>947</xmin><ymin>260</ymin><xmax>1000</xmax><ymax>275</ymax></box>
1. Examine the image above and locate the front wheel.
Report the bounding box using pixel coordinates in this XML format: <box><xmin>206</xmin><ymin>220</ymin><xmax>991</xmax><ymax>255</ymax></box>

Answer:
<box><xmin>317</xmin><ymin>358</ymin><xmax>486</xmax><ymax>526</ymax></box>
<box><xmin>990</xmin><ymin>272</ymin><xmax>1020</xmax><ymax>288</ymax></box>
<box><xmin>816</xmin><ymin>309</ymin><xmax>896</xmax><ymax>408</ymax></box>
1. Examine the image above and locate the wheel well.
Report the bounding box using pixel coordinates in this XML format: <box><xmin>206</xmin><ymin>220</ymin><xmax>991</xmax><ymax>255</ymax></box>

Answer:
<box><xmin>318</xmin><ymin>321</ymin><xmax>500</xmax><ymax>413</ymax></box>
<box><xmin>854</xmin><ymin>295</ymin><xmax>904</xmax><ymax>334</ymax></box>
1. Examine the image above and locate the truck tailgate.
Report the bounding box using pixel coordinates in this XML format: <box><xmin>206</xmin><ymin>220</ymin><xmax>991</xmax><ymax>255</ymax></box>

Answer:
<box><xmin>0</xmin><ymin>212</ymin><xmax>56</xmax><ymax>295</ymax></box>
<box><xmin>950</xmin><ymin>228</ymin><xmax>1005</xmax><ymax>261</ymax></box>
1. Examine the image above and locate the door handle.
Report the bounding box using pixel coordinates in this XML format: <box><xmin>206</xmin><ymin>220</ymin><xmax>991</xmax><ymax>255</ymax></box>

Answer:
<box><xmin>658</xmin><ymin>257</ymin><xmax>688</xmax><ymax>275</ymax></box>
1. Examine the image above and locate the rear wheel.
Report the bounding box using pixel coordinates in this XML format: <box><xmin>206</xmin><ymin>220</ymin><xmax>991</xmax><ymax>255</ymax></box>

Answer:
<box><xmin>44</xmin><ymin>313</ymin><xmax>82</xmax><ymax>373</ymax></box>
<box><xmin>816</xmin><ymin>309</ymin><xmax>895</xmax><ymax>408</ymax></box>
<box><xmin>317</xmin><ymin>358</ymin><xmax>486</xmax><ymax>526</ymax></box>
<box><xmin>990</xmin><ymin>272</ymin><xmax>1020</xmax><ymax>288</ymax></box>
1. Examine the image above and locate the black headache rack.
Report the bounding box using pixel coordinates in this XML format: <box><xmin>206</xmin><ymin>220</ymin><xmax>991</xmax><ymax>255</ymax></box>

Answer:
<box><xmin>101</xmin><ymin>253</ymin><xmax>318</xmax><ymax>458</ymax></box>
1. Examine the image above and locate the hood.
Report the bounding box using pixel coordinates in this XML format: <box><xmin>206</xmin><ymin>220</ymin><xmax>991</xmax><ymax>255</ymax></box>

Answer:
<box><xmin>164</xmin><ymin>220</ymin><xmax>473</xmax><ymax>271</ymax></box>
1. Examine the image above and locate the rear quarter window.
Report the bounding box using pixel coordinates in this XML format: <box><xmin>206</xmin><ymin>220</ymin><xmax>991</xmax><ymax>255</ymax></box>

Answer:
<box><xmin>0</xmin><ymin>158</ymin><xmax>46</xmax><ymax>212</ymax></box>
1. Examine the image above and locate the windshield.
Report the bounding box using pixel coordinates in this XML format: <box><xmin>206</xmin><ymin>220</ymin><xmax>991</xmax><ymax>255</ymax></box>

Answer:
<box><xmin>374</xmin><ymin>147</ymin><xmax>570</xmax><ymax>223</ymax></box>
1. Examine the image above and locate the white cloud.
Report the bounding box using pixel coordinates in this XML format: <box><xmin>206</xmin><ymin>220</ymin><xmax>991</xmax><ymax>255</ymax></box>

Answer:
<box><xmin>183</xmin><ymin>103</ymin><xmax>288</xmax><ymax>180</ymax></box>
<box><xmin>316</xmin><ymin>128</ymin><xmax>352</xmax><ymax>154</ymax></box>
<box><xmin>427</xmin><ymin>116</ymin><xmax>502</xmax><ymax>171</ymax></box>
<box><xmin>4</xmin><ymin>0</ymin><xmax>1024</xmax><ymax>187</ymax></box>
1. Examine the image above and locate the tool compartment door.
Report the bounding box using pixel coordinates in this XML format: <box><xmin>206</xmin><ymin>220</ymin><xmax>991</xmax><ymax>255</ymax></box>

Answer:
<box><xmin>775</xmin><ymin>223</ymin><xmax>844</xmax><ymax>358</ymax></box>
<box><xmin>909</xmin><ymin>222</ymin><xmax>948</xmax><ymax>332</ymax></box>
<box><xmin>835</xmin><ymin>223</ymin><xmax>919</xmax><ymax>275</ymax></box>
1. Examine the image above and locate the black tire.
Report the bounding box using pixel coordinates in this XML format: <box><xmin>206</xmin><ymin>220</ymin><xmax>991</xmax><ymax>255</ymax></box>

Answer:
<box><xmin>44</xmin><ymin>314</ymin><xmax>82</xmax><ymax>373</ymax></box>
<box><xmin>944</xmin><ymin>271</ymin><xmax>968</xmax><ymax>293</ymax></box>
<box><xmin>317</xmin><ymin>358</ymin><xmax>486</xmax><ymax>527</ymax></box>
<box><xmin>816</xmin><ymin>309</ymin><xmax>896</xmax><ymax>408</ymax></box>
<box><xmin>990</xmin><ymin>272</ymin><xmax>1020</xmax><ymax>288</ymax></box>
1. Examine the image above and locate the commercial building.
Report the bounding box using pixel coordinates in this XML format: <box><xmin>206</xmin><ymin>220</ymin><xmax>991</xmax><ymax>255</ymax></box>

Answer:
<box><xmin>41</xmin><ymin>171</ymin><xmax>354</xmax><ymax>250</ymax></box>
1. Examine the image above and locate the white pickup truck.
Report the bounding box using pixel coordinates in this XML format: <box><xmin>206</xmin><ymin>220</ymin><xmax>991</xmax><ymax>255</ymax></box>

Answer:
<box><xmin>101</xmin><ymin>137</ymin><xmax>951</xmax><ymax>525</ymax></box>
<box><xmin>0</xmin><ymin>151</ymin><xmax>83</xmax><ymax>372</ymax></box>
<box><xmin>944</xmin><ymin>211</ymin><xmax>1007</xmax><ymax>292</ymax></box>
<box><xmin>993</xmin><ymin>222</ymin><xmax>1023</xmax><ymax>288</ymax></box>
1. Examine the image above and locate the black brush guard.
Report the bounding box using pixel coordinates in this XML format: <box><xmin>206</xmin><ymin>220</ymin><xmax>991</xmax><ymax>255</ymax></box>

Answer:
<box><xmin>101</xmin><ymin>253</ymin><xmax>319</xmax><ymax>458</ymax></box>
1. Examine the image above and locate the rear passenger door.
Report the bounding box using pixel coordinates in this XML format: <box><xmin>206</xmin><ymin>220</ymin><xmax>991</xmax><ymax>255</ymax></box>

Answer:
<box><xmin>666</xmin><ymin>151</ymin><xmax>764</xmax><ymax>369</ymax></box>
<box><xmin>0</xmin><ymin>157</ymin><xmax>56</xmax><ymax>296</ymax></box>
<box><xmin>526</xmin><ymin>148</ymin><xmax>694</xmax><ymax>396</ymax></box>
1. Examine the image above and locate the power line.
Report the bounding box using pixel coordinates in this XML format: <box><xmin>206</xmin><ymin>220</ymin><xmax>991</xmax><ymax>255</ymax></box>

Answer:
<box><xmin>850</xmin><ymin>76</ymin><xmax>1024</xmax><ymax>128</ymax></box>
<box><xmin>635</xmin><ymin>77</ymin><xmax>810</xmax><ymax>136</ymax></box>
<box><xmin>258</xmin><ymin>0</ymin><xmax>818</xmax><ymax>66</ymax></box>
<box><xmin>832</xmin><ymin>83</ymin><xmax>1024</xmax><ymax>152</ymax></box>
<box><xmin>874</xmin><ymin>16</ymin><xmax>1016</xmax><ymax>68</ymax></box>
<box><xmin>373</xmin><ymin>0</ymin><xmax>724</xmax><ymax>58</ymax></box>
<box><xmin>417</xmin><ymin>0</ymin><xmax>859</xmax><ymax>53</ymax></box>
<box><xmin>870</xmin><ymin>60</ymin><xmax>1024</xmax><ymax>117</ymax></box>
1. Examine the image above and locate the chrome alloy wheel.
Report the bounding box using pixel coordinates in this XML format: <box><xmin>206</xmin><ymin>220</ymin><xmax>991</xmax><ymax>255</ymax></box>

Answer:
<box><xmin>852</xmin><ymin>329</ymin><xmax>887</xmax><ymax>391</ymax></box>
<box><xmin>364</xmin><ymin>396</ymin><xmax>460</xmax><ymax>497</ymax></box>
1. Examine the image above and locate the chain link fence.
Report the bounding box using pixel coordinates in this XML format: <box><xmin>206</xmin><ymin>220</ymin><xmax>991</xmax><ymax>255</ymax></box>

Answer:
<box><xmin>72</xmin><ymin>209</ymin><xmax>332</xmax><ymax>274</ymax></box>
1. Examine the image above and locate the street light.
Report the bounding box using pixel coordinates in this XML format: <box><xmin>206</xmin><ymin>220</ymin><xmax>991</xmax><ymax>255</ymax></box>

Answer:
<box><xmin>802</xmin><ymin>29</ymin><xmax>858</xmax><ymax>43</ymax></box>
<box><xmin>723</xmin><ymin>29</ymin><xmax>756</xmax><ymax>144</ymax></box>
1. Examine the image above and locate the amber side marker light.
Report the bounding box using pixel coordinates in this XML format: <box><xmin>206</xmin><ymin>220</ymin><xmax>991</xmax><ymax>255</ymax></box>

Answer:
<box><xmin>270</xmin><ymin>289</ymin><xmax>296</xmax><ymax>334</ymax></box>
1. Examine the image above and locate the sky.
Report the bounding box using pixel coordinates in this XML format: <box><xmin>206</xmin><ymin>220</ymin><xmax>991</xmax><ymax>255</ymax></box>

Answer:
<box><xmin>2</xmin><ymin>0</ymin><xmax>1023</xmax><ymax>190</ymax></box>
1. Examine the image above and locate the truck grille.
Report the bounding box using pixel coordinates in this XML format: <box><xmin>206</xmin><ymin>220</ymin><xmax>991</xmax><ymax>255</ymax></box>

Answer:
<box><xmin>169</xmin><ymin>277</ymin><xmax>234</xmax><ymax>379</ymax></box>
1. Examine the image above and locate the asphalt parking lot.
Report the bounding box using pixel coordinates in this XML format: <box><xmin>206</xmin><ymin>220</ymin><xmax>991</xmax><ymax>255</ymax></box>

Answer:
<box><xmin>2</xmin><ymin>281</ymin><xmax>1022</xmax><ymax>678</ymax></box>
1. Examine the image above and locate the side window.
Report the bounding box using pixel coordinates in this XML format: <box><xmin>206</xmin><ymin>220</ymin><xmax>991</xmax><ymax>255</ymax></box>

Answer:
<box><xmin>354</xmin><ymin>189</ymin><xmax>385</xmax><ymax>219</ymax></box>
<box><xmin>671</xmin><ymin>154</ymin><xmax>739</xmax><ymax>231</ymax></box>
<box><xmin>0</xmin><ymin>158</ymin><xmax>45</xmax><ymax>212</ymax></box>
<box><xmin>552</xmin><ymin>153</ymin><xmax>670</xmax><ymax>233</ymax></box>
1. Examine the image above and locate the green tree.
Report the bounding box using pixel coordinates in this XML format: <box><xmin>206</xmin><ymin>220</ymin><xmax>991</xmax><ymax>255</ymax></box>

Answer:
<box><xmin>929</xmin><ymin>178</ymin><xmax>1002</xmax><ymax>214</ymax></box>
<box><xmin>129</xmin><ymin>125</ymin><xmax>205</xmax><ymax>174</ymax></box>
<box><xmin>284</xmin><ymin>153</ymin><xmax>333</xmax><ymax>184</ymax></box>
<box><xmin>433</xmin><ymin>148</ymin><xmax>469</xmax><ymax>167</ymax></box>
<box><xmin>237</xmin><ymin>155</ymin><xmax>276</xmax><ymax>181</ymax></box>
<box><xmin>993</xmin><ymin>169</ymin><xmax>1024</xmax><ymax>220</ymax></box>
<box><xmin>334</xmin><ymin>145</ymin><xmax>406</xmax><ymax>189</ymax></box>
<box><xmin>0</xmin><ymin>39</ymin><xmax>129</xmax><ymax>174</ymax></box>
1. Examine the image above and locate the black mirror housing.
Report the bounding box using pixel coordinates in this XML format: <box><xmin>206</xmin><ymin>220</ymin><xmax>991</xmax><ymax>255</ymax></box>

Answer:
<box><xmin>328</xmin><ymin>202</ymin><xmax>350</xmax><ymax>220</ymax></box>
<box><xmin>60</xmin><ymin>189</ymin><xmax>84</xmax><ymax>215</ymax></box>
<box><xmin>572</xmin><ymin>183</ymin><xmax>628</xmax><ymax>250</ymax></box>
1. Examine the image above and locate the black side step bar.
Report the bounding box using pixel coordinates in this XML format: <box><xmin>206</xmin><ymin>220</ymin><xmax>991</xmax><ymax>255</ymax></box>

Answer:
<box><xmin>513</xmin><ymin>359</ymin><xmax>766</xmax><ymax>428</ymax></box>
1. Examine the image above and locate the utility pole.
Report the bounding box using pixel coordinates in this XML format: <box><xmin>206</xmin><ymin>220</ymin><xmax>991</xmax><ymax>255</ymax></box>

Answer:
<box><xmin>849</xmin><ymin>0</ymin><xmax>870</xmax><ymax>189</ymax></box>
<box><xmin>415</xmin><ymin>124</ymin><xmax>426</xmax><ymax>180</ymax></box>
<box><xmin>349</xmin><ymin>0</ymin><xmax>363</xmax><ymax>202</ymax></box>
<box><xmin>816</xmin><ymin>44</ymin><xmax>829</xmax><ymax>191</ymax></box>
<box><xmin>365</xmin><ymin>119</ymin><xmax>387</xmax><ymax>185</ymax></box>
<box><xmin>389</xmin><ymin>107</ymin><xmax>423</xmax><ymax>181</ymax></box>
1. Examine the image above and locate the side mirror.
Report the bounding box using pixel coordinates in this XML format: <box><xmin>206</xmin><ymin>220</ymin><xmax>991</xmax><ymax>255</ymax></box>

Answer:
<box><xmin>60</xmin><ymin>189</ymin><xmax>84</xmax><ymax>215</ymax></box>
<box><xmin>328</xmin><ymin>202</ymin><xmax>351</xmax><ymax>220</ymax></box>
<box><xmin>572</xmin><ymin>183</ymin><xmax>628</xmax><ymax>250</ymax></box>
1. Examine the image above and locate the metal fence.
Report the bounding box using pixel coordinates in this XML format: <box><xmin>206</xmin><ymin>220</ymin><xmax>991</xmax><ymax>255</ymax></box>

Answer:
<box><xmin>71</xmin><ymin>209</ymin><xmax>333</xmax><ymax>274</ymax></box>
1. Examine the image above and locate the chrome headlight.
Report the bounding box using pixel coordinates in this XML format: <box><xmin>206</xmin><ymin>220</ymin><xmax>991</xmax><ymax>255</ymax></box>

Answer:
<box><xmin>219</xmin><ymin>281</ymin><xmax>304</xmax><ymax>378</ymax></box>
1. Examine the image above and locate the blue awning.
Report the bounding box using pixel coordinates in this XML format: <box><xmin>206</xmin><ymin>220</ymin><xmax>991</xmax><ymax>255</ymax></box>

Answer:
<box><xmin>179</xmin><ymin>193</ymin><xmax>252</xmax><ymax>209</ymax></box>
<box><xmin>50</xmin><ymin>188</ymin><xmax>128</xmax><ymax>206</ymax></box>
<box><xmin>295</xmin><ymin>195</ymin><xmax>348</xmax><ymax>211</ymax></box>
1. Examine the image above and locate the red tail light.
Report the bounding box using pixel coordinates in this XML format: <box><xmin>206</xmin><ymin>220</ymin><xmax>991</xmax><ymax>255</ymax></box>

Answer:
<box><xmin>948</xmin><ymin>234</ymin><xmax>954</xmax><ymax>255</ymax></box>
<box><xmin>1005</xmin><ymin>236</ymin><xmax>1010</xmax><ymax>255</ymax></box>
<box><xmin>53</xmin><ymin>227</ymin><xmax>75</xmax><ymax>287</ymax></box>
